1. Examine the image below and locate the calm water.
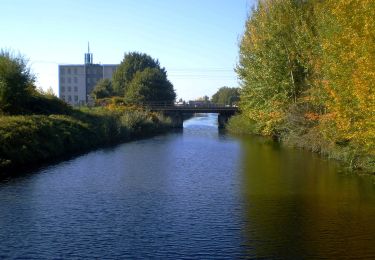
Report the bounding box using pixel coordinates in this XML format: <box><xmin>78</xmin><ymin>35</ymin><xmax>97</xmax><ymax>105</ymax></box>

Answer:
<box><xmin>1</xmin><ymin>114</ymin><xmax>375</xmax><ymax>259</ymax></box>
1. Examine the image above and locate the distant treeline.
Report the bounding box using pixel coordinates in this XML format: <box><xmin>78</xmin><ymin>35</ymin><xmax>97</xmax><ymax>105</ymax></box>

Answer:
<box><xmin>230</xmin><ymin>0</ymin><xmax>374</xmax><ymax>172</ymax></box>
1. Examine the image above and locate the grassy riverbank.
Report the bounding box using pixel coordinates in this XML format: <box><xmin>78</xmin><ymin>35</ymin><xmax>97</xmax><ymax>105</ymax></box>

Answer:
<box><xmin>0</xmin><ymin>105</ymin><xmax>172</xmax><ymax>175</ymax></box>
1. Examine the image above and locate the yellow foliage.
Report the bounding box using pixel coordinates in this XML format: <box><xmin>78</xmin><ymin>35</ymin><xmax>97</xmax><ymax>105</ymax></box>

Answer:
<box><xmin>316</xmin><ymin>0</ymin><xmax>375</xmax><ymax>153</ymax></box>
<box><xmin>237</xmin><ymin>0</ymin><xmax>374</xmax><ymax>170</ymax></box>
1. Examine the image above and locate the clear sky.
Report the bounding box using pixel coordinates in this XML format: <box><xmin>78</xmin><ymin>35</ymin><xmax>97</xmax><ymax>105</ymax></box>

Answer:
<box><xmin>0</xmin><ymin>0</ymin><xmax>255</xmax><ymax>101</ymax></box>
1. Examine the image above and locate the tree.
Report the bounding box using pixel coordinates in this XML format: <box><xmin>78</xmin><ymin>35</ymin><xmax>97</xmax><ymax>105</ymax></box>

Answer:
<box><xmin>236</xmin><ymin>0</ymin><xmax>317</xmax><ymax>135</ymax></box>
<box><xmin>196</xmin><ymin>95</ymin><xmax>210</xmax><ymax>103</ymax></box>
<box><xmin>112</xmin><ymin>52</ymin><xmax>162</xmax><ymax>96</ymax></box>
<box><xmin>235</xmin><ymin>0</ymin><xmax>374</xmax><ymax>170</ymax></box>
<box><xmin>45</xmin><ymin>86</ymin><xmax>55</xmax><ymax>96</ymax></box>
<box><xmin>113</xmin><ymin>52</ymin><xmax>176</xmax><ymax>104</ymax></box>
<box><xmin>0</xmin><ymin>50</ymin><xmax>35</xmax><ymax>114</ymax></box>
<box><xmin>125</xmin><ymin>68</ymin><xmax>175</xmax><ymax>104</ymax></box>
<box><xmin>36</xmin><ymin>86</ymin><xmax>56</xmax><ymax>96</ymax></box>
<box><xmin>211</xmin><ymin>87</ymin><xmax>240</xmax><ymax>105</ymax></box>
<box><xmin>92</xmin><ymin>79</ymin><xmax>113</xmax><ymax>99</ymax></box>
<box><xmin>316</xmin><ymin>0</ymin><xmax>375</xmax><ymax>156</ymax></box>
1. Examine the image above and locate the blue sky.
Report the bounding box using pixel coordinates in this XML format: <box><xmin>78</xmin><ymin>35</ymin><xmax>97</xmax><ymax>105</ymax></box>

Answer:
<box><xmin>1</xmin><ymin>0</ymin><xmax>255</xmax><ymax>100</ymax></box>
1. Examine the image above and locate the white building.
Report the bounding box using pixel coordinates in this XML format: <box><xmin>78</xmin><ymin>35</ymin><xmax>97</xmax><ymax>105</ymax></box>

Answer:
<box><xmin>59</xmin><ymin>47</ymin><xmax>118</xmax><ymax>106</ymax></box>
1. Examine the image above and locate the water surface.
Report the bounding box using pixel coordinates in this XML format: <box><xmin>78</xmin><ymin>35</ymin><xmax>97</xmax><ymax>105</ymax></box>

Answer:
<box><xmin>0</xmin><ymin>114</ymin><xmax>374</xmax><ymax>259</ymax></box>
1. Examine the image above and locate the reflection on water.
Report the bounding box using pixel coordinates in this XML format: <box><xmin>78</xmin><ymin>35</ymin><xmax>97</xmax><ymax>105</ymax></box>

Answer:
<box><xmin>240</xmin><ymin>137</ymin><xmax>375</xmax><ymax>259</ymax></box>
<box><xmin>0</xmin><ymin>114</ymin><xmax>374</xmax><ymax>259</ymax></box>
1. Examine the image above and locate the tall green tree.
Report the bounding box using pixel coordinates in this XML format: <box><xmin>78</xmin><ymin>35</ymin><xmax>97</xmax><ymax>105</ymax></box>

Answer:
<box><xmin>237</xmin><ymin>0</ymin><xmax>317</xmax><ymax>135</ymax></box>
<box><xmin>211</xmin><ymin>87</ymin><xmax>240</xmax><ymax>105</ymax></box>
<box><xmin>112</xmin><ymin>52</ymin><xmax>162</xmax><ymax>96</ymax></box>
<box><xmin>125</xmin><ymin>68</ymin><xmax>175</xmax><ymax>104</ymax></box>
<box><xmin>0</xmin><ymin>50</ymin><xmax>35</xmax><ymax>113</ymax></box>
<box><xmin>92</xmin><ymin>78</ymin><xmax>113</xmax><ymax>100</ymax></box>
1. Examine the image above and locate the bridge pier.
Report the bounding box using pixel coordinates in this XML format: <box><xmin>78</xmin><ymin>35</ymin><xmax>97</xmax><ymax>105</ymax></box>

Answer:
<box><xmin>166</xmin><ymin>112</ymin><xmax>183</xmax><ymax>128</ymax></box>
<box><xmin>218</xmin><ymin>113</ymin><xmax>231</xmax><ymax>129</ymax></box>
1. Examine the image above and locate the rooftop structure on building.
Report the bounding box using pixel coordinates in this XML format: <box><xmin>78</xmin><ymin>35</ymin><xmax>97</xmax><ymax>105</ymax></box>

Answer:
<box><xmin>58</xmin><ymin>44</ymin><xmax>118</xmax><ymax>106</ymax></box>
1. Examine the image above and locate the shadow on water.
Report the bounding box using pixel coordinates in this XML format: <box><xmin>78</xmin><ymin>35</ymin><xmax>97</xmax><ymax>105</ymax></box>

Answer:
<box><xmin>239</xmin><ymin>136</ymin><xmax>375</xmax><ymax>259</ymax></box>
<box><xmin>0</xmin><ymin>128</ymin><xmax>184</xmax><ymax>183</ymax></box>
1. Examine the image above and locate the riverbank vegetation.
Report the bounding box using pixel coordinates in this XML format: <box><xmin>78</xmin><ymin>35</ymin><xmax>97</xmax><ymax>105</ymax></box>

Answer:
<box><xmin>0</xmin><ymin>106</ymin><xmax>171</xmax><ymax>173</ymax></box>
<box><xmin>0</xmin><ymin>50</ymin><xmax>174</xmax><ymax>175</ymax></box>
<box><xmin>230</xmin><ymin>0</ymin><xmax>374</xmax><ymax>173</ymax></box>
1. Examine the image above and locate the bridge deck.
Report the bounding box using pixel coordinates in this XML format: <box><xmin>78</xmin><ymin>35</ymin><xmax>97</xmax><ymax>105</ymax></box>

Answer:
<box><xmin>147</xmin><ymin>105</ymin><xmax>238</xmax><ymax>114</ymax></box>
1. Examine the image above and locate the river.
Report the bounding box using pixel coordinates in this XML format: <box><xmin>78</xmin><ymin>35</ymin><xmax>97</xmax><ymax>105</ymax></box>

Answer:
<box><xmin>0</xmin><ymin>114</ymin><xmax>374</xmax><ymax>259</ymax></box>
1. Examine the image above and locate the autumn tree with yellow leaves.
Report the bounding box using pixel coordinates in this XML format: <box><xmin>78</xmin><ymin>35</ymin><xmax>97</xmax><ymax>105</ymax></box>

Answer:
<box><xmin>317</xmin><ymin>0</ymin><xmax>375</xmax><ymax>168</ymax></box>
<box><xmin>234</xmin><ymin>0</ymin><xmax>374</xmax><ymax>171</ymax></box>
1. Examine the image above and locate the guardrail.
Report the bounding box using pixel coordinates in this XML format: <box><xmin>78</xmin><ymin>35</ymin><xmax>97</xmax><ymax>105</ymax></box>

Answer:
<box><xmin>139</xmin><ymin>101</ymin><xmax>238</xmax><ymax>109</ymax></box>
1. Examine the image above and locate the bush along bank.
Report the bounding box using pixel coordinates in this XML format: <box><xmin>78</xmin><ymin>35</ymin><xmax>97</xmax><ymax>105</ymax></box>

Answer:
<box><xmin>0</xmin><ymin>106</ymin><xmax>172</xmax><ymax>176</ymax></box>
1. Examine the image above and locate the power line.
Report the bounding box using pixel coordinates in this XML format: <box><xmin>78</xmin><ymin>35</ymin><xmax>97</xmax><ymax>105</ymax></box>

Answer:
<box><xmin>31</xmin><ymin>60</ymin><xmax>235</xmax><ymax>71</ymax></box>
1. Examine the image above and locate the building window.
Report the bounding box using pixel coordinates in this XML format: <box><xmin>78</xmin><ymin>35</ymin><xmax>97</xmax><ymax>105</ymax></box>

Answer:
<box><xmin>74</xmin><ymin>96</ymin><xmax>78</xmax><ymax>101</ymax></box>
<box><xmin>68</xmin><ymin>96</ymin><xmax>72</xmax><ymax>101</ymax></box>
<box><xmin>74</xmin><ymin>68</ymin><xmax>77</xmax><ymax>75</ymax></box>
<box><xmin>68</xmin><ymin>86</ymin><xmax>71</xmax><ymax>92</ymax></box>
<box><xmin>74</xmin><ymin>77</ymin><xmax>78</xmax><ymax>83</ymax></box>
<box><xmin>60</xmin><ymin>68</ymin><xmax>65</xmax><ymax>75</ymax></box>
<box><xmin>61</xmin><ymin>86</ymin><xmax>65</xmax><ymax>92</ymax></box>
<box><xmin>61</xmin><ymin>95</ymin><xmax>65</xmax><ymax>100</ymax></box>
<box><xmin>67</xmin><ymin>77</ymin><xmax>71</xmax><ymax>84</ymax></box>
<box><xmin>61</xmin><ymin>77</ymin><xmax>65</xmax><ymax>84</ymax></box>
<box><xmin>67</xmin><ymin>68</ymin><xmax>71</xmax><ymax>74</ymax></box>
<box><xmin>74</xmin><ymin>86</ymin><xmax>78</xmax><ymax>92</ymax></box>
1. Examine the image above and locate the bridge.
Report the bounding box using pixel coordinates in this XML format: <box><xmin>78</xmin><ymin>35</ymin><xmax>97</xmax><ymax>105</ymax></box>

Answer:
<box><xmin>142</xmin><ymin>103</ymin><xmax>239</xmax><ymax>128</ymax></box>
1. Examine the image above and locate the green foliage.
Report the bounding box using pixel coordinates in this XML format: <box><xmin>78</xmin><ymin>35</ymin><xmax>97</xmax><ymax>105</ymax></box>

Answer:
<box><xmin>0</xmin><ymin>50</ymin><xmax>35</xmax><ymax>114</ymax></box>
<box><xmin>0</xmin><ymin>50</ymin><xmax>174</xmax><ymax>174</ymax></box>
<box><xmin>227</xmin><ymin>114</ymin><xmax>258</xmax><ymax>135</ymax></box>
<box><xmin>211</xmin><ymin>86</ymin><xmax>240</xmax><ymax>105</ymax></box>
<box><xmin>0</xmin><ymin>107</ymin><xmax>172</xmax><ymax>173</ymax></box>
<box><xmin>112</xmin><ymin>52</ymin><xmax>161</xmax><ymax>95</ymax></box>
<box><xmin>92</xmin><ymin>78</ymin><xmax>114</xmax><ymax>99</ymax></box>
<box><xmin>196</xmin><ymin>95</ymin><xmax>210</xmax><ymax>103</ymax></box>
<box><xmin>236</xmin><ymin>0</ymin><xmax>374</xmax><ymax>172</ymax></box>
<box><xmin>26</xmin><ymin>92</ymin><xmax>72</xmax><ymax>115</ymax></box>
<box><xmin>125</xmin><ymin>68</ymin><xmax>175</xmax><ymax>104</ymax></box>
<box><xmin>237</xmin><ymin>0</ymin><xmax>317</xmax><ymax>135</ymax></box>
<box><xmin>0</xmin><ymin>115</ymin><xmax>92</xmax><ymax>168</ymax></box>
<box><xmin>112</xmin><ymin>52</ymin><xmax>175</xmax><ymax>104</ymax></box>
<box><xmin>0</xmin><ymin>50</ymin><xmax>69</xmax><ymax>116</ymax></box>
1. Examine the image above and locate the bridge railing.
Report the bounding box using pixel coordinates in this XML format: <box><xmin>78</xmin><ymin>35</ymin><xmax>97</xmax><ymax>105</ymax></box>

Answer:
<box><xmin>138</xmin><ymin>101</ymin><xmax>238</xmax><ymax>109</ymax></box>
<box><xmin>139</xmin><ymin>101</ymin><xmax>174</xmax><ymax>108</ymax></box>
